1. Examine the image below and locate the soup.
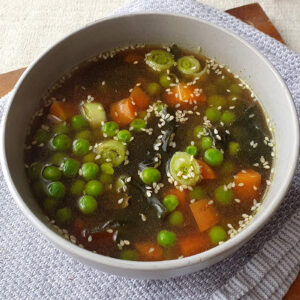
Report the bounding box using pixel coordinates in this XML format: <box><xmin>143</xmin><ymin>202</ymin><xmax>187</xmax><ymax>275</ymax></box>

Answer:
<box><xmin>25</xmin><ymin>45</ymin><xmax>274</xmax><ymax>261</ymax></box>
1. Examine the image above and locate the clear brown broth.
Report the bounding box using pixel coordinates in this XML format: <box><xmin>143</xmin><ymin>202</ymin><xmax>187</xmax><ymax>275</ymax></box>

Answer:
<box><xmin>25</xmin><ymin>45</ymin><xmax>273</xmax><ymax>260</ymax></box>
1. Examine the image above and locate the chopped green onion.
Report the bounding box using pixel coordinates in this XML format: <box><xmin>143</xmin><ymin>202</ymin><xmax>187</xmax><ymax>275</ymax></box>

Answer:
<box><xmin>169</xmin><ymin>152</ymin><xmax>200</xmax><ymax>186</ymax></box>
<box><xmin>177</xmin><ymin>56</ymin><xmax>201</xmax><ymax>75</ymax></box>
<box><xmin>95</xmin><ymin>140</ymin><xmax>126</xmax><ymax>167</ymax></box>
<box><xmin>145</xmin><ymin>50</ymin><xmax>175</xmax><ymax>72</ymax></box>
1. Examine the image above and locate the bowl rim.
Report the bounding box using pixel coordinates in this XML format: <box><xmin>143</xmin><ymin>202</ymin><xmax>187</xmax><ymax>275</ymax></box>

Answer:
<box><xmin>1</xmin><ymin>12</ymin><xmax>299</xmax><ymax>273</ymax></box>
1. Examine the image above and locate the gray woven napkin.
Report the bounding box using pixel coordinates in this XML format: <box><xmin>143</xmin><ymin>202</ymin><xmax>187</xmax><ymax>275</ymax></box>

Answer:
<box><xmin>1</xmin><ymin>0</ymin><xmax>299</xmax><ymax>299</ymax></box>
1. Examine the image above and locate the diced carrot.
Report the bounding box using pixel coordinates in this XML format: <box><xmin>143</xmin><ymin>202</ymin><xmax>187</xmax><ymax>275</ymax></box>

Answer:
<box><xmin>165</xmin><ymin>188</ymin><xmax>188</xmax><ymax>208</ymax></box>
<box><xmin>234</xmin><ymin>169</ymin><xmax>261</xmax><ymax>201</ymax></box>
<box><xmin>124</xmin><ymin>53</ymin><xmax>144</xmax><ymax>64</ymax></box>
<box><xmin>110</xmin><ymin>98</ymin><xmax>137</xmax><ymax>126</ymax></box>
<box><xmin>130</xmin><ymin>86</ymin><xmax>150</xmax><ymax>110</ymax></box>
<box><xmin>135</xmin><ymin>242</ymin><xmax>163</xmax><ymax>261</ymax></box>
<box><xmin>197</xmin><ymin>160</ymin><xmax>217</xmax><ymax>180</ymax></box>
<box><xmin>165</xmin><ymin>83</ymin><xmax>206</xmax><ymax>109</ymax></box>
<box><xmin>189</xmin><ymin>199</ymin><xmax>220</xmax><ymax>232</ymax></box>
<box><xmin>178</xmin><ymin>232</ymin><xmax>211</xmax><ymax>257</ymax></box>
<box><xmin>73</xmin><ymin>218</ymin><xmax>85</xmax><ymax>232</ymax></box>
<box><xmin>83</xmin><ymin>231</ymin><xmax>114</xmax><ymax>252</ymax></box>
<box><xmin>50</xmin><ymin>100</ymin><xmax>76</xmax><ymax>121</ymax></box>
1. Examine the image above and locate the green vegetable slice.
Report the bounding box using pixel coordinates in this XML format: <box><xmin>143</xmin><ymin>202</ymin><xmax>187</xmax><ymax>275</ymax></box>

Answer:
<box><xmin>81</xmin><ymin>102</ymin><xmax>106</xmax><ymax>128</ymax></box>
<box><xmin>95</xmin><ymin>140</ymin><xmax>126</xmax><ymax>167</ymax></box>
<box><xmin>145</xmin><ymin>50</ymin><xmax>174</xmax><ymax>72</ymax></box>
<box><xmin>177</xmin><ymin>56</ymin><xmax>200</xmax><ymax>75</ymax></box>
<box><xmin>177</xmin><ymin>56</ymin><xmax>208</xmax><ymax>78</ymax></box>
<box><xmin>169</xmin><ymin>152</ymin><xmax>201</xmax><ymax>186</ymax></box>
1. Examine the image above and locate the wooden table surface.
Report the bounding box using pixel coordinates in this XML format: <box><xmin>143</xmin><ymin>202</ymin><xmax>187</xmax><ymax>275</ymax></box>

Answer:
<box><xmin>0</xmin><ymin>3</ymin><xmax>298</xmax><ymax>298</ymax></box>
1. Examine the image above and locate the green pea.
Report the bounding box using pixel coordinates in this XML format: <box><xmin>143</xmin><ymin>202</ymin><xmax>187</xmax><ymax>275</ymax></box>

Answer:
<box><xmin>34</xmin><ymin>129</ymin><xmax>51</xmax><ymax>144</ymax></box>
<box><xmin>209</xmin><ymin>226</ymin><xmax>227</xmax><ymax>245</ymax></box>
<box><xmin>193</xmin><ymin>125</ymin><xmax>205</xmax><ymax>139</ymax></box>
<box><xmin>208</xmin><ymin>95</ymin><xmax>227</xmax><ymax>107</ymax></box>
<box><xmin>100</xmin><ymin>163</ymin><xmax>114</xmax><ymax>175</ymax></box>
<box><xmin>168</xmin><ymin>211</ymin><xmax>184</xmax><ymax>226</ymax></box>
<box><xmin>50</xmin><ymin>152</ymin><xmax>67</xmax><ymax>166</ymax></box>
<box><xmin>130</xmin><ymin>118</ymin><xmax>146</xmax><ymax>132</ymax></box>
<box><xmin>72</xmin><ymin>115</ymin><xmax>89</xmax><ymax>131</ymax></box>
<box><xmin>42</xmin><ymin>166</ymin><xmax>62</xmax><ymax>181</ymax></box>
<box><xmin>32</xmin><ymin>181</ymin><xmax>45</xmax><ymax>197</ymax></box>
<box><xmin>215</xmin><ymin>185</ymin><xmax>233</xmax><ymax>205</ymax></box>
<box><xmin>83</xmin><ymin>152</ymin><xmax>96</xmax><ymax>163</ymax></box>
<box><xmin>99</xmin><ymin>173</ymin><xmax>113</xmax><ymax>185</ymax></box>
<box><xmin>72</xmin><ymin>138</ymin><xmax>90</xmax><ymax>156</ymax></box>
<box><xmin>163</xmin><ymin>195</ymin><xmax>179</xmax><ymax>212</ymax></box>
<box><xmin>141</xmin><ymin>167</ymin><xmax>161</xmax><ymax>185</ymax></box>
<box><xmin>189</xmin><ymin>186</ymin><xmax>206</xmax><ymax>200</ymax></box>
<box><xmin>51</xmin><ymin>134</ymin><xmax>72</xmax><ymax>151</ymax></box>
<box><xmin>43</xmin><ymin>197</ymin><xmax>59</xmax><ymax>214</ymax></box>
<box><xmin>70</xmin><ymin>179</ymin><xmax>85</xmax><ymax>196</ymax></box>
<box><xmin>117</xmin><ymin>130</ymin><xmax>132</xmax><ymax>143</ymax></box>
<box><xmin>120</xmin><ymin>249</ymin><xmax>139</xmax><ymax>261</ymax></box>
<box><xmin>205</xmin><ymin>84</ymin><xmax>218</xmax><ymax>96</ymax></box>
<box><xmin>78</xmin><ymin>195</ymin><xmax>98</xmax><ymax>214</ymax></box>
<box><xmin>85</xmin><ymin>180</ymin><xmax>104</xmax><ymax>197</ymax></box>
<box><xmin>147</xmin><ymin>82</ymin><xmax>161</xmax><ymax>96</ymax></box>
<box><xmin>229</xmin><ymin>83</ymin><xmax>243</xmax><ymax>95</ymax></box>
<box><xmin>185</xmin><ymin>145</ymin><xmax>197</xmax><ymax>156</ymax></box>
<box><xmin>56</xmin><ymin>207</ymin><xmax>72</xmax><ymax>224</ymax></box>
<box><xmin>81</xmin><ymin>162</ymin><xmax>99</xmax><ymax>181</ymax></box>
<box><xmin>215</xmin><ymin>77</ymin><xmax>231</xmax><ymax>89</ymax></box>
<box><xmin>53</xmin><ymin>122</ymin><xmax>70</xmax><ymax>134</ymax></box>
<box><xmin>47</xmin><ymin>181</ymin><xmax>65</xmax><ymax>198</ymax></box>
<box><xmin>221</xmin><ymin>110</ymin><xmax>236</xmax><ymax>125</ymax></box>
<box><xmin>157</xmin><ymin>230</ymin><xmax>176</xmax><ymax>247</ymax></box>
<box><xmin>205</xmin><ymin>107</ymin><xmax>221</xmax><ymax>122</ymax></box>
<box><xmin>102</xmin><ymin>121</ymin><xmax>119</xmax><ymax>137</ymax></box>
<box><xmin>204</xmin><ymin>148</ymin><xmax>223</xmax><ymax>166</ymax></box>
<box><xmin>75</xmin><ymin>129</ymin><xmax>92</xmax><ymax>141</ymax></box>
<box><xmin>220</xmin><ymin>160</ymin><xmax>235</xmax><ymax>176</ymax></box>
<box><xmin>201</xmin><ymin>136</ymin><xmax>213</xmax><ymax>150</ymax></box>
<box><xmin>159</xmin><ymin>73</ymin><xmax>175</xmax><ymax>88</ymax></box>
<box><xmin>28</xmin><ymin>162</ymin><xmax>43</xmax><ymax>180</ymax></box>
<box><xmin>228</xmin><ymin>142</ymin><xmax>240</xmax><ymax>156</ymax></box>
<box><xmin>63</xmin><ymin>158</ymin><xmax>80</xmax><ymax>177</ymax></box>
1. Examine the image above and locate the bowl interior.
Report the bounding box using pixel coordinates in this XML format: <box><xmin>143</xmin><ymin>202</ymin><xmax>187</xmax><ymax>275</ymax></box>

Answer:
<box><xmin>2</xmin><ymin>13</ymin><xmax>299</xmax><ymax>278</ymax></box>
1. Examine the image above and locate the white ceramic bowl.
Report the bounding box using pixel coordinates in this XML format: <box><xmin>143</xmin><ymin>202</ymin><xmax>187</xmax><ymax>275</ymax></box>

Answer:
<box><xmin>1</xmin><ymin>13</ymin><xmax>299</xmax><ymax>279</ymax></box>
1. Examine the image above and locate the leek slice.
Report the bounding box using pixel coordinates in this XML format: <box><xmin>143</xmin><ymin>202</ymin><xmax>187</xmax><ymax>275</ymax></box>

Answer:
<box><xmin>145</xmin><ymin>50</ymin><xmax>175</xmax><ymax>72</ymax></box>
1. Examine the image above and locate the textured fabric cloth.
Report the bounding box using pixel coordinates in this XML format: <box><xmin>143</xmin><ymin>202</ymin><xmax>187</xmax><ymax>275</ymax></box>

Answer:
<box><xmin>0</xmin><ymin>0</ymin><xmax>300</xmax><ymax>299</ymax></box>
<box><xmin>1</xmin><ymin>0</ymin><xmax>300</xmax><ymax>73</ymax></box>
